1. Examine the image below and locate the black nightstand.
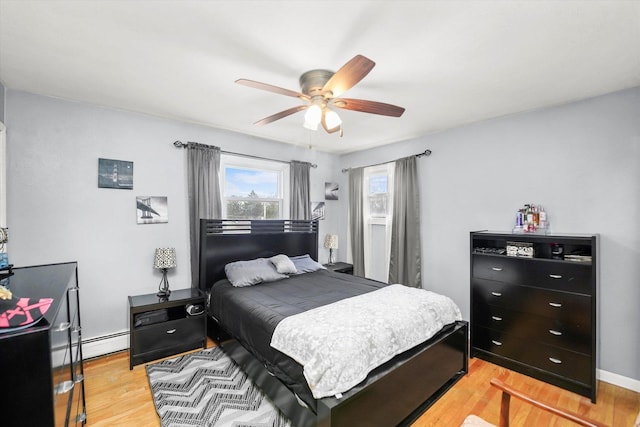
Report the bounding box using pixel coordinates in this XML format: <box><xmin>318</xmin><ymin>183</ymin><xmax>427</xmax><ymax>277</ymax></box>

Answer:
<box><xmin>128</xmin><ymin>288</ymin><xmax>206</xmax><ymax>369</ymax></box>
<box><xmin>324</xmin><ymin>262</ymin><xmax>354</xmax><ymax>275</ymax></box>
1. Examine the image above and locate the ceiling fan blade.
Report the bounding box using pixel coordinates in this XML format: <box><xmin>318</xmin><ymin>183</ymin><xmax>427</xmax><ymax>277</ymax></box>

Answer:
<box><xmin>236</xmin><ymin>79</ymin><xmax>310</xmax><ymax>101</ymax></box>
<box><xmin>333</xmin><ymin>98</ymin><xmax>405</xmax><ymax>117</ymax></box>
<box><xmin>322</xmin><ymin>55</ymin><xmax>375</xmax><ymax>98</ymax></box>
<box><xmin>254</xmin><ymin>105</ymin><xmax>308</xmax><ymax>126</ymax></box>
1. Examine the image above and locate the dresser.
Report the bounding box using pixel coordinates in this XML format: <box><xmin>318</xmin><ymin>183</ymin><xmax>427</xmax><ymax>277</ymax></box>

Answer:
<box><xmin>470</xmin><ymin>231</ymin><xmax>598</xmax><ymax>402</ymax></box>
<box><xmin>0</xmin><ymin>262</ymin><xmax>86</xmax><ymax>426</ymax></box>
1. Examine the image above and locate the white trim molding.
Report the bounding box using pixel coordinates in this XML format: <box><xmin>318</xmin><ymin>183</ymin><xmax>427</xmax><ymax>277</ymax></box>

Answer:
<box><xmin>598</xmin><ymin>368</ymin><xmax>640</xmax><ymax>393</ymax></box>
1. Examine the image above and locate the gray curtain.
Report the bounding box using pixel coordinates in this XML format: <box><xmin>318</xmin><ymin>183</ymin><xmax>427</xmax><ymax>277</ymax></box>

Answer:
<box><xmin>290</xmin><ymin>160</ymin><xmax>311</xmax><ymax>219</ymax></box>
<box><xmin>187</xmin><ymin>142</ymin><xmax>221</xmax><ymax>288</ymax></box>
<box><xmin>348</xmin><ymin>167</ymin><xmax>365</xmax><ymax>276</ymax></box>
<box><xmin>389</xmin><ymin>156</ymin><xmax>422</xmax><ymax>287</ymax></box>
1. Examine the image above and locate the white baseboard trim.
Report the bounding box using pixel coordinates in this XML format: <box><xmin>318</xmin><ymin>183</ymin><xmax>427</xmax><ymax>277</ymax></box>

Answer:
<box><xmin>82</xmin><ymin>330</ymin><xmax>129</xmax><ymax>360</ymax></box>
<box><xmin>599</xmin><ymin>368</ymin><xmax>640</xmax><ymax>393</ymax></box>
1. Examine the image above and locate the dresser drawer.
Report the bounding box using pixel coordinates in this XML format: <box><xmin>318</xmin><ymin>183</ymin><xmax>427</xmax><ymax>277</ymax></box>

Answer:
<box><xmin>473</xmin><ymin>278</ymin><xmax>591</xmax><ymax>320</ymax></box>
<box><xmin>474</xmin><ymin>326</ymin><xmax>592</xmax><ymax>384</ymax></box>
<box><xmin>132</xmin><ymin>316</ymin><xmax>204</xmax><ymax>354</ymax></box>
<box><xmin>472</xmin><ymin>255</ymin><xmax>592</xmax><ymax>294</ymax></box>
<box><xmin>472</xmin><ymin>304</ymin><xmax>591</xmax><ymax>354</ymax></box>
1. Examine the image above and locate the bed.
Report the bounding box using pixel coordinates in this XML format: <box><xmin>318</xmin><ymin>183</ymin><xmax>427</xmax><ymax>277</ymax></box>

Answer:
<box><xmin>198</xmin><ymin>219</ymin><xmax>468</xmax><ymax>427</ymax></box>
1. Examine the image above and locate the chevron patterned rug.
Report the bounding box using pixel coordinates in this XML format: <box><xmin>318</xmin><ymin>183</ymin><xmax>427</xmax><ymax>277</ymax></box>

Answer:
<box><xmin>146</xmin><ymin>346</ymin><xmax>292</xmax><ymax>427</ymax></box>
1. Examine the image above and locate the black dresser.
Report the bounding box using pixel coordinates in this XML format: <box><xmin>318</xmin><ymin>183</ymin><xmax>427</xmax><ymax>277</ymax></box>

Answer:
<box><xmin>0</xmin><ymin>262</ymin><xmax>86</xmax><ymax>426</ymax></box>
<box><xmin>470</xmin><ymin>231</ymin><xmax>598</xmax><ymax>402</ymax></box>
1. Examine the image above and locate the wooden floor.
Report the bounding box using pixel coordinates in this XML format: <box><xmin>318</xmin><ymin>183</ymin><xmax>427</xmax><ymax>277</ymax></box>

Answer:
<box><xmin>83</xmin><ymin>341</ymin><xmax>640</xmax><ymax>426</ymax></box>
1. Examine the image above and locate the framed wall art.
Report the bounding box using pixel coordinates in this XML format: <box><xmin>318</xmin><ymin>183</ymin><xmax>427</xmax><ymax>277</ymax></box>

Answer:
<box><xmin>325</xmin><ymin>182</ymin><xmax>339</xmax><ymax>200</ymax></box>
<box><xmin>311</xmin><ymin>201</ymin><xmax>325</xmax><ymax>220</ymax></box>
<box><xmin>98</xmin><ymin>158</ymin><xmax>133</xmax><ymax>189</ymax></box>
<box><xmin>136</xmin><ymin>196</ymin><xmax>168</xmax><ymax>224</ymax></box>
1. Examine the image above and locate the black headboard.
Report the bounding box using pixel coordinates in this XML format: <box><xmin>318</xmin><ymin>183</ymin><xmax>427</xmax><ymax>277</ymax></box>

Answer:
<box><xmin>198</xmin><ymin>219</ymin><xmax>319</xmax><ymax>292</ymax></box>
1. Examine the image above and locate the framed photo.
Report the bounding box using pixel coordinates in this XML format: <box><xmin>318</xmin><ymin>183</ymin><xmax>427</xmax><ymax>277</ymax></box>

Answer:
<box><xmin>98</xmin><ymin>158</ymin><xmax>133</xmax><ymax>189</ymax></box>
<box><xmin>136</xmin><ymin>196</ymin><xmax>168</xmax><ymax>224</ymax></box>
<box><xmin>325</xmin><ymin>182</ymin><xmax>339</xmax><ymax>200</ymax></box>
<box><xmin>311</xmin><ymin>201</ymin><xmax>325</xmax><ymax>220</ymax></box>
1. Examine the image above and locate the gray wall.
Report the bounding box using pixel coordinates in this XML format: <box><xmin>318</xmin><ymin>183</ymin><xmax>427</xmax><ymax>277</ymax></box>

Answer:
<box><xmin>4</xmin><ymin>90</ymin><xmax>340</xmax><ymax>346</ymax></box>
<box><xmin>338</xmin><ymin>87</ymin><xmax>640</xmax><ymax>382</ymax></box>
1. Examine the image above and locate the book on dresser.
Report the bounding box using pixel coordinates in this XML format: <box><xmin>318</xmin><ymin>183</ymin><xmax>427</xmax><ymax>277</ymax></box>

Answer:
<box><xmin>0</xmin><ymin>262</ymin><xmax>86</xmax><ymax>426</ymax></box>
<box><xmin>470</xmin><ymin>231</ymin><xmax>598</xmax><ymax>403</ymax></box>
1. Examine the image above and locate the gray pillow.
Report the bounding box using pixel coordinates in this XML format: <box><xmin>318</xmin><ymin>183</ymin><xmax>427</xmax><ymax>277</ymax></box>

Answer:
<box><xmin>269</xmin><ymin>254</ymin><xmax>297</xmax><ymax>274</ymax></box>
<box><xmin>225</xmin><ymin>258</ymin><xmax>288</xmax><ymax>287</ymax></box>
<box><xmin>290</xmin><ymin>254</ymin><xmax>326</xmax><ymax>274</ymax></box>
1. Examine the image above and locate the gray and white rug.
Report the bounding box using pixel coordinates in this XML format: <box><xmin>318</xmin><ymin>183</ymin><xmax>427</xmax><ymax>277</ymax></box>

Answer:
<box><xmin>146</xmin><ymin>347</ymin><xmax>291</xmax><ymax>427</ymax></box>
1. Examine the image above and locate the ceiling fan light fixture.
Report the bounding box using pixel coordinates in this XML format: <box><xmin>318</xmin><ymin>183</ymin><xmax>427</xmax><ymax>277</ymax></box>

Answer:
<box><xmin>303</xmin><ymin>104</ymin><xmax>322</xmax><ymax>130</ymax></box>
<box><xmin>237</xmin><ymin>55</ymin><xmax>405</xmax><ymax>137</ymax></box>
<box><xmin>324</xmin><ymin>109</ymin><xmax>342</xmax><ymax>129</ymax></box>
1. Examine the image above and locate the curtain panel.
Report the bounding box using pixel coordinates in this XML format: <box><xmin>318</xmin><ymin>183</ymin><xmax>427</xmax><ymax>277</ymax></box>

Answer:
<box><xmin>388</xmin><ymin>156</ymin><xmax>422</xmax><ymax>287</ymax></box>
<box><xmin>348</xmin><ymin>167</ymin><xmax>365</xmax><ymax>276</ymax></box>
<box><xmin>187</xmin><ymin>142</ymin><xmax>221</xmax><ymax>288</ymax></box>
<box><xmin>290</xmin><ymin>160</ymin><xmax>311</xmax><ymax>220</ymax></box>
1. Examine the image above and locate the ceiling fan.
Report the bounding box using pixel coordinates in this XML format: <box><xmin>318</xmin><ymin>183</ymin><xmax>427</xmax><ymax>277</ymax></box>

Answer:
<box><xmin>236</xmin><ymin>55</ymin><xmax>405</xmax><ymax>137</ymax></box>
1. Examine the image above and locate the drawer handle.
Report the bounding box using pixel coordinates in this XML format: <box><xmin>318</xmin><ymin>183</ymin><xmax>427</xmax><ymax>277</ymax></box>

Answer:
<box><xmin>74</xmin><ymin>374</ymin><xmax>84</xmax><ymax>384</ymax></box>
<box><xmin>76</xmin><ymin>413</ymin><xmax>87</xmax><ymax>423</ymax></box>
<box><xmin>55</xmin><ymin>322</ymin><xmax>71</xmax><ymax>332</ymax></box>
<box><xmin>491</xmin><ymin>267</ymin><xmax>503</xmax><ymax>272</ymax></box>
<box><xmin>549</xmin><ymin>274</ymin><xmax>563</xmax><ymax>279</ymax></box>
<box><xmin>548</xmin><ymin>302</ymin><xmax>562</xmax><ymax>308</ymax></box>
<box><xmin>491</xmin><ymin>316</ymin><xmax>503</xmax><ymax>321</ymax></box>
<box><xmin>549</xmin><ymin>357</ymin><xmax>562</xmax><ymax>364</ymax></box>
<box><xmin>491</xmin><ymin>292</ymin><xmax>502</xmax><ymax>297</ymax></box>
<box><xmin>55</xmin><ymin>380</ymin><xmax>74</xmax><ymax>395</ymax></box>
<box><xmin>166</xmin><ymin>329</ymin><xmax>177</xmax><ymax>334</ymax></box>
<box><xmin>549</xmin><ymin>329</ymin><xmax>562</xmax><ymax>336</ymax></box>
<box><xmin>491</xmin><ymin>340</ymin><xmax>502</xmax><ymax>346</ymax></box>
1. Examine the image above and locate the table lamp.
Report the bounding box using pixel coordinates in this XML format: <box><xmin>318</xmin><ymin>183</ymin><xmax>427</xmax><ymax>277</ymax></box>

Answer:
<box><xmin>154</xmin><ymin>247</ymin><xmax>176</xmax><ymax>297</ymax></box>
<box><xmin>324</xmin><ymin>234</ymin><xmax>338</xmax><ymax>265</ymax></box>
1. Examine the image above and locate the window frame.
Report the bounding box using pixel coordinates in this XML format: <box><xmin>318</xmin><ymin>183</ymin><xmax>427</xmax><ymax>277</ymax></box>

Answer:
<box><xmin>365</xmin><ymin>164</ymin><xmax>393</xmax><ymax>224</ymax></box>
<box><xmin>220</xmin><ymin>154</ymin><xmax>290</xmax><ymax>220</ymax></box>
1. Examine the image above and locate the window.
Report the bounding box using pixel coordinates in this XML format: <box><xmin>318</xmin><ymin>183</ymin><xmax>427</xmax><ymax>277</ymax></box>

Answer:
<box><xmin>368</xmin><ymin>174</ymin><xmax>389</xmax><ymax>218</ymax></box>
<box><xmin>221</xmin><ymin>155</ymin><xmax>289</xmax><ymax>220</ymax></box>
<box><xmin>362</xmin><ymin>163</ymin><xmax>394</xmax><ymax>282</ymax></box>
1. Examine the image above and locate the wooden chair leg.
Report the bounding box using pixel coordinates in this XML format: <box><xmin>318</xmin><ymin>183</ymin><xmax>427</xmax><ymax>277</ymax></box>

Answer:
<box><xmin>490</xmin><ymin>378</ymin><xmax>606</xmax><ymax>427</ymax></box>
<box><xmin>499</xmin><ymin>391</ymin><xmax>511</xmax><ymax>427</ymax></box>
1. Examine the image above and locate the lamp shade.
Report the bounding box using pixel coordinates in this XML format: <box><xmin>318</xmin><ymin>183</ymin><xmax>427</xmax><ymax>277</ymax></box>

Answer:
<box><xmin>153</xmin><ymin>248</ymin><xmax>176</xmax><ymax>269</ymax></box>
<box><xmin>324</xmin><ymin>234</ymin><xmax>338</xmax><ymax>249</ymax></box>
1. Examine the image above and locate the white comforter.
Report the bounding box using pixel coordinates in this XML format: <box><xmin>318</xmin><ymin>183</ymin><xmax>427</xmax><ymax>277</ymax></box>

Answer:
<box><xmin>270</xmin><ymin>284</ymin><xmax>462</xmax><ymax>399</ymax></box>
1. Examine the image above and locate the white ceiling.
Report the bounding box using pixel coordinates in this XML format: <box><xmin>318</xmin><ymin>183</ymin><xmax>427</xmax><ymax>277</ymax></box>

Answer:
<box><xmin>1</xmin><ymin>1</ymin><xmax>639</xmax><ymax>154</ymax></box>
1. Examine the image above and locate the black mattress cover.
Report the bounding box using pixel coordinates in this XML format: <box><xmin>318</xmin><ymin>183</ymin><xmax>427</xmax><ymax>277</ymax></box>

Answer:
<box><xmin>209</xmin><ymin>269</ymin><xmax>387</xmax><ymax>411</ymax></box>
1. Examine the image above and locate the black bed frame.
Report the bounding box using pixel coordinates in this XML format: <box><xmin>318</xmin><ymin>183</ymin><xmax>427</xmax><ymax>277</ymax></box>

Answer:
<box><xmin>199</xmin><ymin>219</ymin><xmax>469</xmax><ymax>427</ymax></box>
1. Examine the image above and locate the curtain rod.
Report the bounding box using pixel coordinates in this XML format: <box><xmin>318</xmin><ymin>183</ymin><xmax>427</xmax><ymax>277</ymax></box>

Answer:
<box><xmin>341</xmin><ymin>149</ymin><xmax>431</xmax><ymax>173</ymax></box>
<box><xmin>173</xmin><ymin>140</ymin><xmax>317</xmax><ymax>168</ymax></box>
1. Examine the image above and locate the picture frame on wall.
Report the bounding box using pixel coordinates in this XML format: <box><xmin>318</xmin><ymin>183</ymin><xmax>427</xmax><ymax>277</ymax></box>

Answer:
<box><xmin>136</xmin><ymin>196</ymin><xmax>168</xmax><ymax>224</ymax></box>
<box><xmin>98</xmin><ymin>158</ymin><xmax>133</xmax><ymax>189</ymax></box>
<box><xmin>325</xmin><ymin>182</ymin><xmax>339</xmax><ymax>200</ymax></box>
<box><xmin>311</xmin><ymin>201</ymin><xmax>325</xmax><ymax>220</ymax></box>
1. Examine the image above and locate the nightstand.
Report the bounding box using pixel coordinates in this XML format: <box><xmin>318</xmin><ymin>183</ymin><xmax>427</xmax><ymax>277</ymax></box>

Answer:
<box><xmin>128</xmin><ymin>288</ymin><xmax>206</xmax><ymax>369</ymax></box>
<box><xmin>324</xmin><ymin>262</ymin><xmax>354</xmax><ymax>275</ymax></box>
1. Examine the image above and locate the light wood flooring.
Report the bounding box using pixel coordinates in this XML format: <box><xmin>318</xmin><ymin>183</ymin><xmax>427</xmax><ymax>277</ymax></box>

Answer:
<box><xmin>83</xmin><ymin>341</ymin><xmax>640</xmax><ymax>426</ymax></box>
